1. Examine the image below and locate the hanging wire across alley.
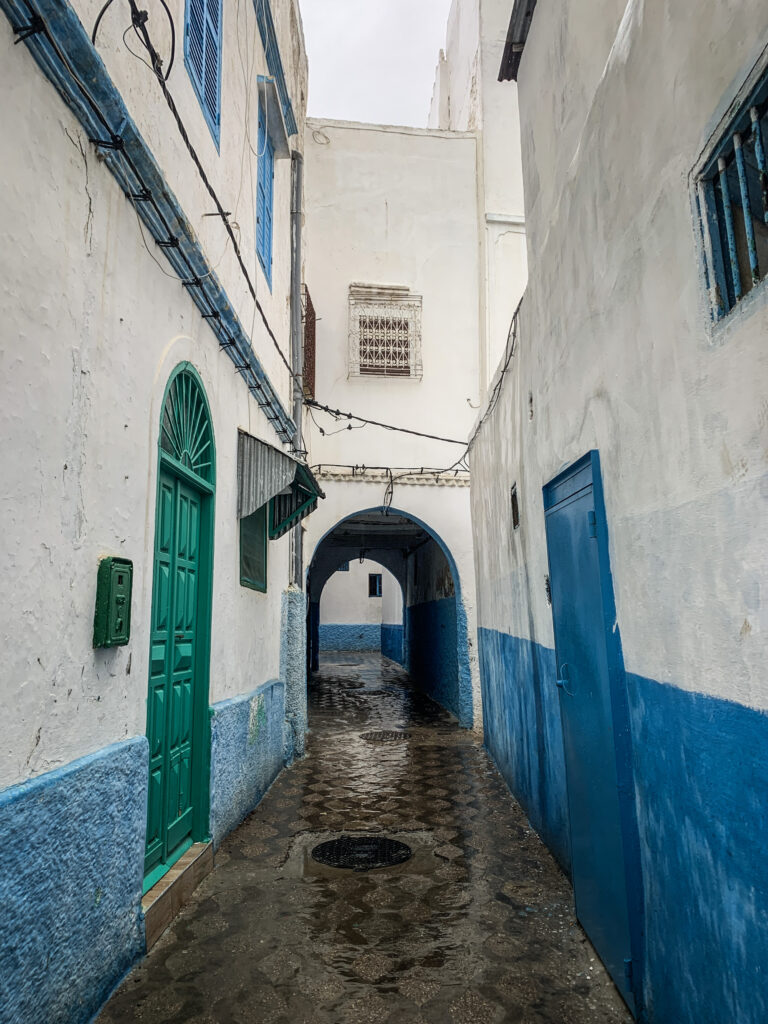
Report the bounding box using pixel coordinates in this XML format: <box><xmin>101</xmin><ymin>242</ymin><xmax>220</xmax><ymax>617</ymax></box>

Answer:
<box><xmin>9</xmin><ymin>0</ymin><xmax>296</xmax><ymax>442</ymax></box>
<box><xmin>17</xmin><ymin>0</ymin><xmax>522</xmax><ymax>465</ymax></box>
<box><xmin>308</xmin><ymin>302</ymin><xmax>521</xmax><ymax>508</ymax></box>
<box><xmin>305</xmin><ymin>399</ymin><xmax>467</xmax><ymax>446</ymax></box>
<box><xmin>92</xmin><ymin>1</ymin><xmax>476</xmax><ymax>456</ymax></box>
<box><xmin>110</xmin><ymin>0</ymin><xmax>298</xmax><ymax>381</ymax></box>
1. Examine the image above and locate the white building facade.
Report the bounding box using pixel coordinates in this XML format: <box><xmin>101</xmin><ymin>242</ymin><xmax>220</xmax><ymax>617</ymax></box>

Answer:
<box><xmin>428</xmin><ymin>0</ymin><xmax>528</xmax><ymax>389</ymax></box>
<box><xmin>302</xmin><ymin>118</ymin><xmax>485</xmax><ymax>728</ymax></box>
<box><xmin>301</xmin><ymin>0</ymin><xmax>529</xmax><ymax>729</ymax></box>
<box><xmin>0</xmin><ymin>1</ymin><xmax>319</xmax><ymax>1020</ymax></box>
<box><xmin>471</xmin><ymin>1</ymin><xmax>768</xmax><ymax>1021</ymax></box>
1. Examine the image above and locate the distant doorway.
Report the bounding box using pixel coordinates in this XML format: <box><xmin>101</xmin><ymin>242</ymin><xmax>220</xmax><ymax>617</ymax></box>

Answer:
<box><xmin>317</xmin><ymin>557</ymin><xmax>403</xmax><ymax>659</ymax></box>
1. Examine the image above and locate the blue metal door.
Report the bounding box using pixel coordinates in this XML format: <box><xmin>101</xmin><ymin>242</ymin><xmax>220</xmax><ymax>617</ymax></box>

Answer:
<box><xmin>543</xmin><ymin>452</ymin><xmax>641</xmax><ymax>1013</ymax></box>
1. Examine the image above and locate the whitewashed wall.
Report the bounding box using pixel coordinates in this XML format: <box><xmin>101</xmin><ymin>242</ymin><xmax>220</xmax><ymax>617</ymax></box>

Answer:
<box><xmin>382</xmin><ymin>568</ymin><xmax>404</xmax><ymax>625</ymax></box>
<box><xmin>0</xmin><ymin>0</ymin><xmax>307</xmax><ymax>789</ymax></box>
<box><xmin>302</xmin><ymin>118</ymin><xmax>483</xmax><ymax>722</ymax></box>
<box><xmin>472</xmin><ymin>0</ymin><xmax>768</xmax><ymax>710</ymax></box>
<box><xmin>428</xmin><ymin>0</ymin><xmax>528</xmax><ymax>387</ymax></box>
<box><xmin>304</xmin><ymin>118</ymin><xmax>482</xmax><ymax>462</ymax></box>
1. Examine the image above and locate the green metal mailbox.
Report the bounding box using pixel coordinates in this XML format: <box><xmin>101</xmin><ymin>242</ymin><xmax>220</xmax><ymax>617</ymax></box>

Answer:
<box><xmin>93</xmin><ymin>557</ymin><xmax>133</xmax><ymax>647</ymax></box>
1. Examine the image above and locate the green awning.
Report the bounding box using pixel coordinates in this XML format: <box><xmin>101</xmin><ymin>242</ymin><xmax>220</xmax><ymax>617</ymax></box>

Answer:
<box><xmin>268</xmin><ymin>463</ymin><xmax>325</xmax><ymax>539</ymax></box>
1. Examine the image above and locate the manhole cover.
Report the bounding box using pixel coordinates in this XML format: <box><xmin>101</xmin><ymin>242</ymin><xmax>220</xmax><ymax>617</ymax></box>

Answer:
<box><xmin>361</xmin><ymin>730</ymin><xmax>411</xmax><ymax>743</ymax></box>
<box><xmin>311</xmin><ymin>835</ymin><xmax>412</xmax><ymax>871</ymax></box>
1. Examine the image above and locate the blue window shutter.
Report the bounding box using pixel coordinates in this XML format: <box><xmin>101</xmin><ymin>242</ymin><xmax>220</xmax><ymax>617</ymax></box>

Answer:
<box><xmin>256</xmin><ymin>102</ymin><xmax>274</xmax><ymax>286</ymax></box>
<box><xmin>185</xmin><ymin>0</ymin><xmax>221</xmax><ymax>145</ymax></box>
<box><xmin>264</xmin><ymin>138</ymin><xmax>274</xmax><ymax>278</ymax></box>
<box><xmin>203</xmin><ymin>0</ymin><xmax>221</xmax><ymax>128</ymax></box>
<box><xmin>187</xmin><ymin>0</ymin><xmax>205</xmax><ymax>86</ymax></box>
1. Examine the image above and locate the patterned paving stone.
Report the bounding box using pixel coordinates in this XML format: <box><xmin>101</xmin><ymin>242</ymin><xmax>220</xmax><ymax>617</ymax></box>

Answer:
<box><xmin>98</xmin><ymin>652</ymin><xmax>631</xmax><ymax>1024</ymax></box>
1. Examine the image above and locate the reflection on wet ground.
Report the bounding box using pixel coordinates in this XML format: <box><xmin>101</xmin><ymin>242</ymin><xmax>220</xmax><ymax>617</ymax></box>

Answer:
<box><xmin>99</xmin><ymin>652</ymin><xmax>631</xmax><ymax>1023</ymax></box>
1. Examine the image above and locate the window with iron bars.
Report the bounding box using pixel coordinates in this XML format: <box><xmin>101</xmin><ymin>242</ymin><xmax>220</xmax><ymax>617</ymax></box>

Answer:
<box><xmin>302</xmin><ymin>284</ymin><xmax>316</xmax><ymax>400</ymax></box>
<box><xmin>696</xmin><ymin>69</ymin><xmax>768</xmax><ymax>322</ymax></box>
<box><xmin>348</xmin><ymin>284</ymin><xmax>422</xmax><ymax>379</ymax></box>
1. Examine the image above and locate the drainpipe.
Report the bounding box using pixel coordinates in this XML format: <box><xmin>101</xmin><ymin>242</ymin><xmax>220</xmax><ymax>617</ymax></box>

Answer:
<box><xmin>290</xmin><ymin>149</ymin><xmax>304</xmax><ymax>587</ymax></box>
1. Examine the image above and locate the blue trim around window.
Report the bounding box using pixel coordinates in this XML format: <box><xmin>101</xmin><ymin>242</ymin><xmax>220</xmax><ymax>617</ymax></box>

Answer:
<box><xmin>254</xmin><ymin>0</ymin><xmax>298</xmax><ymax>136</ymax></box>
<box><xmin>256</xmin><ymin>100</ymin><xmax>275</xmax><ymax>289</ymax></box>
<box><xmin>695</xmin><ymin>68</ymin><xmax>768</xmax><ymax>323</ymax></box>
<box><xmin>184</xmin><ymin>0</ymin><xmax>222</xmax><ymax>150</ymax></box>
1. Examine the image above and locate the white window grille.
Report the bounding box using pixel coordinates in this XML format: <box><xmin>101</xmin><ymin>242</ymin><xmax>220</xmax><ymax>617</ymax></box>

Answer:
<box><xmin>348</xmin><ymin>284</ymin><xmax>422</xmax><ymax>379</ymax></box>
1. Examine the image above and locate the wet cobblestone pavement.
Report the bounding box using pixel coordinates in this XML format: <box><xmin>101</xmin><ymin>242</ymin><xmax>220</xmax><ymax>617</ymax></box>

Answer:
<box><xmin>99</xmin><ymin>653</ymin><xmax>631</xmax><ymax>1023</ymax></box>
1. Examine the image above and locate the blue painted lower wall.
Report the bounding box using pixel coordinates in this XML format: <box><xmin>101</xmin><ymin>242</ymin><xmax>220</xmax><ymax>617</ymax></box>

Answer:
<box><xmin>626</xmin><ymin>672</ymin><xmax>768</xmax><ymax>1024</ymax></box>
<box><xmin>0</xmin><ymin>738</ymin><xmax>147</xmax><ymax>1024</ymax></box>
<box><xmin>209</xmin><ymin>680</ymin><xmax>285</xmax><ymax>848</ymax></box>
<box><xmin>477</xmin><ymin>625</ymin><xmax>768</xmax><ymax>1023</ymax></box>
<box><xmin>319</xmin><ymin>623</ymin><xmax>380</xmax><ymax>651</ymax></box>
<box><xmin>381</xmin><ymin>623</ymin><xmax>404</xmax><ymax>665</ymax></box>
<box><xmin>478</xmin><ymin>628</ymin><xmax>570</xmax><ymax>872</ymax></box>
<box><xmin>407</xmin><ymin>597</ymin><xmax>461</xmax><ymax>722</ymax></box>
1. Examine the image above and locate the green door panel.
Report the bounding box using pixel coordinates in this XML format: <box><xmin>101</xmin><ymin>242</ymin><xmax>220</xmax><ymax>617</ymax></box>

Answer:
<box><xmin>145</xmin><ymin>365</ymin><xmax>215</xmax><ymax>891</ymax></box>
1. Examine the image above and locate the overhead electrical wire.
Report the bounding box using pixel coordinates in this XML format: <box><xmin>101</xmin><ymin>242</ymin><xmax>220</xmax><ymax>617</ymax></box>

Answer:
<box><xmin>100</xmin><ymin>0</ymin><xmax>298</xmax><ymax>383</ymax></box>
<box><xmin>24</xmin><ymin>0</ymin><xmax>519</xmax><ymax>468</ymax></box>
<box><xmin>305</xmin><ymin>399</ymin><xmax>467</xmax><ymax>446</ymax></box>
<box><xmin>117</xmin><ymin>0</ymin><xmax>496</xmax><ymax>457</ymax></box>
<box><xmin>308</xmin><ymin>302</ymin><xmax>521</xmax><ymax>509</ymax></box>
<box><xmin>11</xmin><ymin>0</ymin><xmax>297</xmax><ymax>444</ymax></box>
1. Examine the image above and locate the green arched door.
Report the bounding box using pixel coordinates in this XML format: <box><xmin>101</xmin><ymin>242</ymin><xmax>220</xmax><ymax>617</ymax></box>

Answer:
<box><xmin>144</xmin><ymin>365</ymin><xmax>215</xmax><ymax>891</ymax></box>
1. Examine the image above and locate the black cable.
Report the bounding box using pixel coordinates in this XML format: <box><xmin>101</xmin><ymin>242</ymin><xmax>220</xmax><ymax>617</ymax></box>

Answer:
<box><xmin>93</xmin><ymin>0</ymin><xmax>174</xmax><ymax>80</ymax></box>
<box><xmin>125</xmin><ymin>0</ymin><xmax>296</xmax><ymax>382</ymax></box>
<box><xmin>305</xmin><ymin>399</ymin><xmax>467</xmax><ymax>445</ymax></box>
<box><xmin>91</xmin><ymin>0</ymin><xmax>116</xmax><ymax>44</ymax></box>
<box><xmin>19</xmin><ymin>0</ymin><xmax>293</xmax><ymax>442</ymax></box>
<box><xmin>310</xmin><ymin>463</ymin><xmax>468</xmax><ymax>474</ymax></box>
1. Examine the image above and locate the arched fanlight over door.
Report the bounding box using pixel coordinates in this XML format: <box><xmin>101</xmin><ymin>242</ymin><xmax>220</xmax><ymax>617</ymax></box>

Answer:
<box><xmin>159</xmin><ymin>368</ymin><xmax>214</xmax><ymax>483</ymax></box>
<box><xmin>145</xmin><ymin>362</ymin><xmax>215</xmax><ymax>893</ymax></box>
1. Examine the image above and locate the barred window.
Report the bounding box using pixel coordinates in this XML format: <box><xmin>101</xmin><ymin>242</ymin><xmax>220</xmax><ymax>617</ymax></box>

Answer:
<box><xmin>696</xmin><ymin>70</ymin><xmax>768</xmax><ymax>322</ymax></box>
<box><xmin>359</xmin><ymin>315</ymin><xmax>410</xmax><ymax>376</ymax></box>
<box><xmin>349</xmin><ymin>284</ymin><xmax>422</xmax><ymax>379</ymax></box>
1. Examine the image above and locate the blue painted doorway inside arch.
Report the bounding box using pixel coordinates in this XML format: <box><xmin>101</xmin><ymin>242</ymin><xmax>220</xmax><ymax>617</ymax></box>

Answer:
<box><xmin>543</xmin><ymin>452</ymin><xmax>643</xmax><ymax>1015</ymax></box>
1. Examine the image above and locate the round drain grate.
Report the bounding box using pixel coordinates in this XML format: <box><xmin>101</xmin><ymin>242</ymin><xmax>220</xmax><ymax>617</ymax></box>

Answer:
<box><xmin>311</xmin><ymin>835</ymin><xmax>412</xmax><ymax>871</ymax></box>
<box><xmin>361</xmin><ymin>730</ymin><xmax>411</xmax><ymax>743</ymax></box>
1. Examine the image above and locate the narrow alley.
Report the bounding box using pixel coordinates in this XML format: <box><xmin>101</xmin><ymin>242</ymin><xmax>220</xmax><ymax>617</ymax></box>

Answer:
<box><xmin>3</xmin><ymin>0</ymin><xmax>767</xmax><ymax>1020</ymax></box>
<box><xmin>99</xmin><ymin>653</ymin><xmax>629</xmax><ymax>1024</ymax></box>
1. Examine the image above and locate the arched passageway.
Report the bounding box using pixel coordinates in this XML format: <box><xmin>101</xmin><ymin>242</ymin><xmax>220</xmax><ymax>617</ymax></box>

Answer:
<box><xmin>315</xmin><ymin>556</ymin><xmax>405</xmax><ymax>661</ymax></box>
<box><xmin>307</xmin><ymin>507</ymin><xmax>473</xmax><ymax>727</ymax></box>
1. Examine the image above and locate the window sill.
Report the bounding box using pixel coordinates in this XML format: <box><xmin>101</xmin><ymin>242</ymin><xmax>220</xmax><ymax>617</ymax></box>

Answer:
<box><xmin>240</xmin><ymin>577</ymin><xmax>268</xmax><ymax>594</ymax></box>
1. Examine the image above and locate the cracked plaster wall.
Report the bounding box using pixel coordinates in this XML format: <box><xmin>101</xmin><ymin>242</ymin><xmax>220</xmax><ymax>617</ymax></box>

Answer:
<box><xmin>0</xmin><ymin>0</ymin><xmax>307</xmax><ymax>791</ymax></box>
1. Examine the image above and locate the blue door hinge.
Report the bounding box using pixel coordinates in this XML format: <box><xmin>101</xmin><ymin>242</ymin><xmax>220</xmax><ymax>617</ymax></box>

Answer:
<box><xmin>624</xmin><ymin>956</ymin><xmax>633</xmax><ymax>985</ymax></box>
<box><xmin>587</xmin><ymin>510</ymin><xmax>597</xmax><ymax>538</ymax></box>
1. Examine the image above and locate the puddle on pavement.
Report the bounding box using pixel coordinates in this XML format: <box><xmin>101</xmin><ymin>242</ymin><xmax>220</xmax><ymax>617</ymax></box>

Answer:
<box><xmin>98</xmin><ymin>652</ymin><xmax>632</xmax><ymax>1024</ymax></box>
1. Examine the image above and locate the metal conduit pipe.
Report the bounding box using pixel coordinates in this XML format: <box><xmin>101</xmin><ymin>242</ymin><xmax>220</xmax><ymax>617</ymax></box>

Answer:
<box><xmin>290</xmin><ymin>149</ymin><xmax>304</xmax><ymax>586</ymax></box>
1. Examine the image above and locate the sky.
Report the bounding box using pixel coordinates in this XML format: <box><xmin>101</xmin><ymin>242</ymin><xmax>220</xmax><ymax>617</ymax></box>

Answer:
<box><xmin>299</xmin><ymin>0</ymin><xmax>454</xmax><ymax>128</ymax></box>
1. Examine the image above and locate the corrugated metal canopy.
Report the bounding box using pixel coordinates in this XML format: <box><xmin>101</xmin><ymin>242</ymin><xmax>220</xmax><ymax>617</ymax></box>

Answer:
<box><xmin>237</xmin><ymin>430</ymin><xmax>297</xmax><ymax>519</ymax></box>
<box><xmin>269</xmin><ymin>463</ymin><xmax>325</xmax><ymax>539</ymax></box>
<box><xmin>237</xmin><ymin>431</ymin><xmax>325</xmax><ymax>531</ymax></box>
